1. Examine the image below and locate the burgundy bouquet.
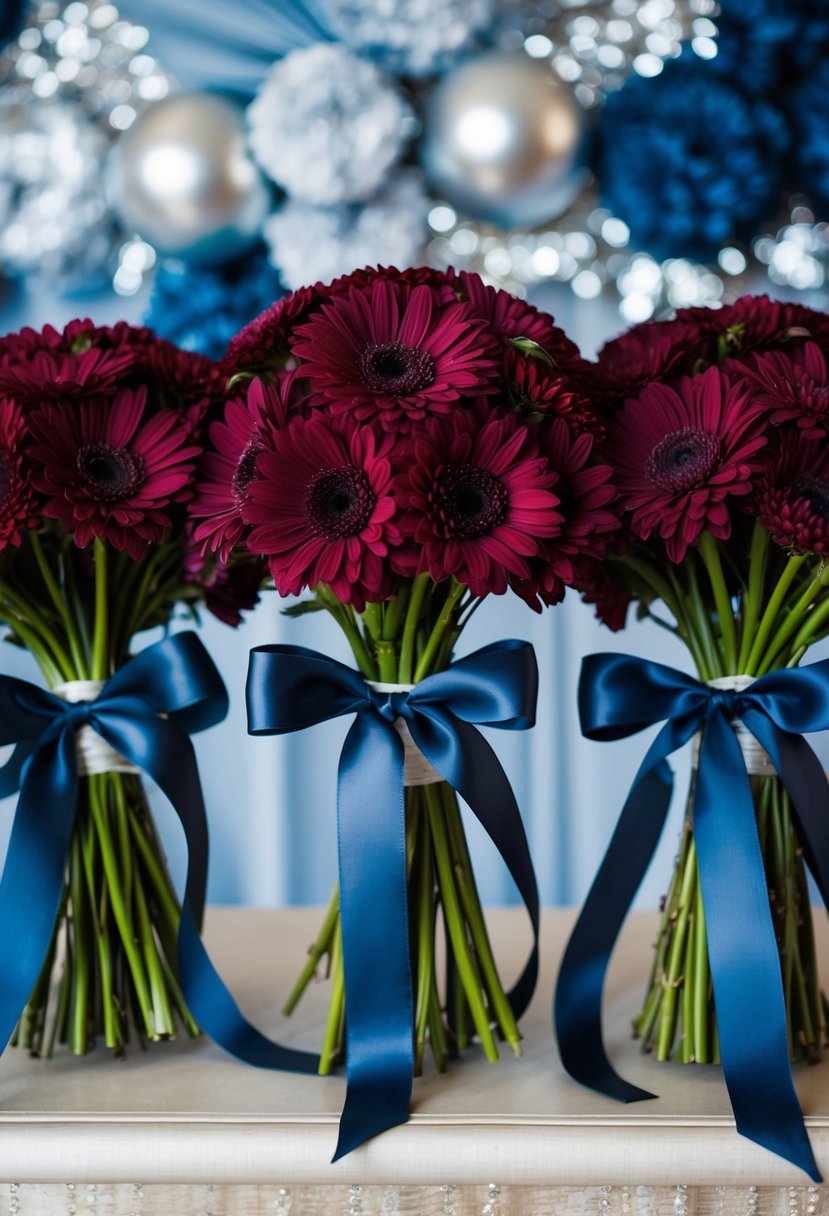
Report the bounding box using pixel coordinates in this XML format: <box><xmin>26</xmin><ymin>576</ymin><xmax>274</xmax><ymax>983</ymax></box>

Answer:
<box><xmin>0</xmin><ymin>319</ymin><xmax>259</xmax><ymax>1058</ymax></box>
<box><xmin>195</xmin><ymin>266</ymin><xmax>618</xmax><ymax>1081</ymax></box>
<box><xmin>598</xmin><ymin>299</ymin><xmax>829</xmax><ymax>1056</ymax></box>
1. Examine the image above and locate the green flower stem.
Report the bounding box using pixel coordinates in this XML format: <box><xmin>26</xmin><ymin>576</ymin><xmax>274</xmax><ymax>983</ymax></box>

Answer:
<box><xmin>656</xmin><ymin>834</ymin><xmax>697</xmax><ymax>1061</ymax></box>
<box><xmin>399</xmin><ymin>574</ymin><xmax>430</xmax><ymax>684</ymax></box>
<box><xmin>744</xmin><ymin>554</ymin><xmax>808</xmax><ymax>675</ymax></box>
<box><xmin>414</xmin><ymin>790</ymin><xmax>435</xmax><ymax>1074</ymax></box>
<box><xmin>132</xmin><ymin>867</ymin><xmax>175</xmax><ymax>1038</ymax></box>
<box><xmin>680</xmin><ymin>910</ymin><xmax>695</xmax><ymax>1062</ymax></box>
<box><xmin>424</xmin><ymin>782</ymin><xmax>498</xmax><ymax>1063</ymax></box>
<box><xmin>362</xmin><ymin>602</ymin><xmax>382</xmax><ymax>643</ymax></box>
<box><xmin>698</xmin><ymin>534</ymin><xmax>737</xmax><ymax>674</ymax></box>
<box><xmin>69</xmin><ymin>831</ymin><xmax>91</xmax><ymax>1055</ymax></box>
<box><xmin>42</xmin><ymin>927</ymin><xmax>71</xmax><ymax>1058</ymax></box>
<box><xmin>91</xmin><ymin>540</ymin><xmax>108</xmax><ymax>682</ymax></box>
<box><xmin>440</xmin><ymin>783</ymin><xmax>522</xmax><ymax>1054</ymax></box>
<box><xmin>692</xmin><ymin>878</ymin><xmax>709</xmax><ymax>1063</ymax></box>
<box><xmin>282</xmin><ymin>884</ymin><xmax>340</xmax><ymax>1017</ymax></box>
<box><xmin>789</xmin><ymin>594</ymin><xmax>829</xmax><ymax>656</ymax></box>
<box><xmin>737</xmin><ymin>523</ymin><xmax>771</xmax><ymax>671</ymax></box>
<box><xmin>374</xmin><ymin>639</ymin><xmax>398</xmax><ymax>682</ymax></box>
<box><xmin>30</xmin><ymin>533</ymin><xmax>88</xmax><ymax>679</ymax></box>
<box><xmin>0</xmin><ymin>589</ymin><xmax>74</xmax><ymax>681</ymax></box>
<box><xmin>318</xmin><ymin>920</ymin><xmax>345</xmax><ymax>1076</ymax></box>
<box><xmin>414</xmin><ymin>581</ymin><xmax>466</xmax><ymax>683</ymax></box>
<box><xmin>684</xmin><ymin>556</ymin><xmax>723</xmax><ymax>677</ymax></box>
<box><xmin>382</xmin><ymin>585</ymin><xmax>409</xmax><ymax>641</ymax></box>
<box><xmin>79</xmin><ymin>807</ymin><xmax>120</xmax><ymax>1052</ymax></box>
<box><xmin>427</xmin><ymin>979</ymin><xmax>449</xmax><ymax>1072</ymax></box>
<box><xmin>318</xmin><ymin>588</ymin><xmax>376</xmax><ymax>679</ymax></box>
<box><xmin>754</xmin><ymin>567</ymin><xmax>829</xmax><ymax>676</ymax></box>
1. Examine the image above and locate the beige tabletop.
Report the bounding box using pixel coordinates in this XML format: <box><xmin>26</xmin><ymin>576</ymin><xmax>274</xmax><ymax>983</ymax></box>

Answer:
<box><xmin>0</xmin><ymin>907</ymin><xmax>828</xmax><ymax>1186</ymax></box>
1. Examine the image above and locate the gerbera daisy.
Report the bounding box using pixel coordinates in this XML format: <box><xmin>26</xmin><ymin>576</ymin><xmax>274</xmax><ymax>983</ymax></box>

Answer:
<box><xmin>222</xmin><ymin>285</ymin><xmax>322</xmax><ymax>376</ymax></box>
<box><xmin>605</xmin><ymin>366</ymin><xmax>767</xmax><ymax>562</ymax></box>
<box><xmin>28</xmin><ymin>387</ymin><xmax>202</xmax><ymax>559</ymax></box>
<box><xmin>678</xmin><ymin>295</ymin><xmax>829</xmax><ymax>361</ymax></box>
<box><xmin>398</xmin><ymin>406</ymin><xmax>562</xmax><ymax>597</ymax></box>
<box><xmin>243</xmin><ymin>415</ymin><xmax>404</xmax><ymax>609</ymax></box>
<box><xmin>592</xmin><ymin>318</ymin><xmax>706</xmax><ymax>412</ymax></box>
<box><xmin>757</xmin><ymin>432</ymin><xmax>829</xmax><ymax>556</ymax></box>
<box><xmin>541</xmin><ymin>419</ymin><xmax>619</xmax><ymax>584</ymax></box>
<box><xmin>290</xmin><ymin>278</ymin><xmax>500</xmax><ymax>432</ymax></box>
<box><xmin>192</xmin><ymin>374</ymin><xmax>299</xmax><ymax>561</ymax></box>
<box><xmin>0</xmin><ymin>346</ymin><xmax>134</xmax><ymax>403</ymax></box>
<box><xmin>573</xmin><ymin>554</ymin><xmax>632</xmax><ymax>633</ymax></box>
<box><xmin>737</xmin><ymin>342</ymin><xmax>829</xmax><ymax>437</ymax></box>
<box><xmin>0</xmin><ymin>398</ymin><xmax>37</xmax><ymax>551</ymax></box>
<box><xmin>505</xmin><ymin>347</ymin><xmax>601</xmax><ymax>435</ymax></box>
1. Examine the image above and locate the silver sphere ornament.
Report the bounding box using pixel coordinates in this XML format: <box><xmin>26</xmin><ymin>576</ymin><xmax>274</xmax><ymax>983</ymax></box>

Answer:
<box><xmin>110</xmin><ymin>93</ymin><xmax>271</xmax><ymax>264</ymax></box>
<box><xmin>421</xmin><ymin>52</ymin><xmax>585</xmax><ymax>230</ymax></box>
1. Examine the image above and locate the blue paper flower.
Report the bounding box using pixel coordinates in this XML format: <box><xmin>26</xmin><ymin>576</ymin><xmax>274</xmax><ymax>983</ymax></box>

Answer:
<box><xmin>146</xmin><ymin>246</ymin><xmax>284</xmax><ymax>361</ymax></box>
<box><xmin>596</xmin><ymin>57</ymin><xmax>789</xmax><ymax>264</ymax></box>
<box><xmin>790</xmin><ymin>62</ymin><xmax>829</xmax><ymax>213</ymax></box>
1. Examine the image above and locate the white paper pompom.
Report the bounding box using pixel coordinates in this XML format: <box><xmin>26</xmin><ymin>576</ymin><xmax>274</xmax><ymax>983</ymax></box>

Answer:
<box><xmin>326</xmin><ymin>0</ymin><xmax>496</xmax><ymax>78</ymax></box>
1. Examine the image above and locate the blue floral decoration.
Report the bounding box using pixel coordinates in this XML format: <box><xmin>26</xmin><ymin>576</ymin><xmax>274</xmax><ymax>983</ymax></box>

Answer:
<box><xmin>596</xmin><ymin>56</ymin><xmax>790</xmax><ymax>264</ymax></box>
<box><xmin>145</xmin><ymin>245</ymin><xmax>284</xmax><ymax>361</ymax></box>
<box><xmin>789</xmin><ymin>62</ymin><xmax>829</xmax><ymax>213</ymax></box>
<box><xmin>715</xmin><ymin>0</ymin><xmax>829</xmax><ymax>73</ymax></box>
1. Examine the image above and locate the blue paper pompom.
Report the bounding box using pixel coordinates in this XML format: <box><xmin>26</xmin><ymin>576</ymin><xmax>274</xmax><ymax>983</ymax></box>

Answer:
<box><xmin>146</xmin><ymin>246</ymin><xmax>284</xmax><ymax>361</ymax></box>
<box><xmin>596</xmin><ymin>57</ymin><xmax>789</xmax><ymax>264</ymax></box>
<box><xmin>714</xmin><ymin>0</ymin><xmax>829</xmax><ymax>72</ymax></box>
<box><xmin>789</xmin><ymin>62</ymin><xmax>829</xmax><ymax>213</ymax></box>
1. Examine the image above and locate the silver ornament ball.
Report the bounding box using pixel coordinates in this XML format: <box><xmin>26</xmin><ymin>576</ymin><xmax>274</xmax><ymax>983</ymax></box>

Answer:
<box><xmin>421</xmin><ymin>52</ymin><xmax>585</xmax><ymax>230</ymax></box>
<box><xmin>110</xmin><ymin>92</ymin><xmax>270</xmax><ymax>263</ymax></box>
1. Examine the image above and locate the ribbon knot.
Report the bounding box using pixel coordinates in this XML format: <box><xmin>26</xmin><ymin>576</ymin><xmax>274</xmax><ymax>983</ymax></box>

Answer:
<box><xmin>247</xmin><ymin>638</ymin><xmax>541</xmax><ymax>1161</ymax></box>
<box><xmin>556</xmin><ymin>651</ymin><xmax>829</xmax><ymax>1183</ymax></box>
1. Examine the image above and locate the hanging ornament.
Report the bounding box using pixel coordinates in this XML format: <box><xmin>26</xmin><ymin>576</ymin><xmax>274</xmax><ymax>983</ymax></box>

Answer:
<box><xmin>263</xmin><ymin>171</ymin><xmax>430</xmax><ymax>290</ymax></box>
<box><xmin>325</xmin><ymin>0</ymin><xmax>495</xmax><ymax>79</ymax></box>
<box><xmin>420</xmin><ymin>51</ymin><xmax>585</xmax><ymax>230</ymax></box>
<box><xmin>247</xmin><ymin>43</ymin><xmax>414</xmax><ymax>206</ymax></box>
<box><xmin>109</xmin><ymin>91</ymin><xmax>270</xmax><ymax>263</ymax></box>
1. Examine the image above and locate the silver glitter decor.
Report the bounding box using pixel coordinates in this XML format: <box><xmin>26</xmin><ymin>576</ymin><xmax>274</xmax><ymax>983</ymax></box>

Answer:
<box><xmin>0</xmin><ymin>0</ymin><xmax>175</xmax><ymax>291</ymax></box>
<box><xmin>326</xmin><ymin>0</ymin><xmax>496</xmax><ymax>78</ymax></box>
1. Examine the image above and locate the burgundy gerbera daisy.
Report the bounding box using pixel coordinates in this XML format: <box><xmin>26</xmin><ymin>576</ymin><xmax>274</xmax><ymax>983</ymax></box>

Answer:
<box><xmin>592</xmin><ymin>318</ymin><xmax>707</xmax><ymax>413</ymax></box>
<box><xmin>192</xmin><ymin>375</ymin><xmax>298</xmax><ymax>561</ymax></box>
<box><xmin>243</xmin><ymin>415</ymin><xmax>404</xmax><ymax>610</ymax></box>
<box><xmin>28</xmin><ymin>387</ymin><xmax>202</xmax><ymax>559</ymax></box>
<box><xmin>604</xmin><ymin>367</ymin><xmax>767</xmax><ymax>562</ymax></box>
<box><xmin>0</xmin><ymin>346</ymin><xmax>134</xmax><ymax>403</ymax></box>
<box><xmin>397</xmin><ymin>406</ymin><xmax>562</xmax><ymax>597</ymax></box>
<box><xmin>0</xmin><ymin>398</ymin><xmax>37</xmax><ymax>551</ymax></box>
<box><xmin>677</xmin><ymin>295</ymin><xmax>829</xmax><ymax>362</ymax></box>
<box><xmin>222</xmin><ymin>285</ymin><xmax>323</xmax><ymax>377</ymax></box>
<box><xmin>505</xmin><ymin>347</ymin><xmax>602</xmax><ymax>435</ymax></box>
<box><xmin>458</xmin><ymin>271</ymin><xmax>586</xmax><ymax>377</ymax></box>
<box><xmin>290</xmin><ymin>278</ymin><xmax>500</xmax><ymax>433</ymax></box>
<box><xmin>541</xmin><ymin>419</ymin><xmax>619</xmax><ymax>584</ymax></box>
<box><xmin>737</xmin><ymin>342</ymin><xmax>829</xmax><ymax>437</ymax></box>
<box><xmin>573</xmin><ymin>554</ymin><xmax>632</xmax><ymax>633</ymax></box>
<box><xmin>757</xmin><ymin>432</ymin><xmax>829</xmax><ymax>556</ymax></box>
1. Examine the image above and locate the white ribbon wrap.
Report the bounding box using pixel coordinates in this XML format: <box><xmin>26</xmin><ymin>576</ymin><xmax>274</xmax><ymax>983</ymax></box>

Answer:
<box><xmin>51</xmin><ymin>680</ymin><xmax>140</xmax><ymax>778</ymax></box>
<box><xmin>692</xmin><ymin>674</ymin><xmax>776</xmax><ymax>777</ymax></box>
<box><xmin>366</xmin><ymin>681</ymin><xmax>443</xmax><ymax>787</ymax></box>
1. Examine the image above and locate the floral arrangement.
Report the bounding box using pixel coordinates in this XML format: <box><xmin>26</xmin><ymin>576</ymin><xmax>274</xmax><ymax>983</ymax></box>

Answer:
<box><xmin>194</xmin><ymin>264</ymin><xmax>617</xmax><ymax>1144</ymax></box>
<box><xmin>558</xmin><ymin>294</ymin><xmax>829</xmax><ymax>1180</ymax></box>
<box><xmin>0</xmin><ymin>318</ymin><xmax>262</xmax><ymax>1058</ymax></box>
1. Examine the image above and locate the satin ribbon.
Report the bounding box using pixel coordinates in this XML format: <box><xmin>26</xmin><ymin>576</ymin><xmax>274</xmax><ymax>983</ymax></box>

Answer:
<box><xmin>0</xmin><ymin>631</ymin><xmax>319</xmax><ymax>1076</ymax></box>
<box><xmin>247</xmin><ymin>639</ymin><xmax>541</xmax><ymax>1161</ymax></box>
<box><xmin>555</xmin><ymin>652</ymin><xmax>829</xmax><ymax>1183</ymax></box>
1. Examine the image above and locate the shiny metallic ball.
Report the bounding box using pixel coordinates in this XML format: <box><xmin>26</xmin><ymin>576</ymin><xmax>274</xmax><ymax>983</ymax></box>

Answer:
<box><xmin>110</xmin><ymin>92</ymin><xmax>271</xmax><ymax>263</ymax></box>
<box><xmin>421</xmin><ymin>52</ymin><xmax>585</xmax><ymax>229</ymax></box>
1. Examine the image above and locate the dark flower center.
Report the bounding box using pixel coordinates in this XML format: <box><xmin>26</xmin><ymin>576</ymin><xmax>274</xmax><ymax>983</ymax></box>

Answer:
<box><xmin>232</xmin><ymin>439</ymin><xmax>262</xmax><ymax>504</ymax></box>
<box><xmin>794</xmin><ymin>473</ymin><xmax>829</xmax><ymax>521</ymax></box>
<box><xmin>359</xmin><ymin>341</ymin><xmax>435</xmax><ymax>396</ymax></box>
<box><xmin>305</xmin><ymin>466</ymin><xmax>375</xmax><ymax>539</ymax></box>
<box><xmin>646</xmin><ymin>427</ymin><xmax>721</xmax><ymax>493</ymax></box>
<box><xmin>435</xmin><ymin>466</ymin><xmax>508</xmax><ymax>538</ymax></box>
<box><xmin>0</xmin><ymin>453</ymin><xmax>11</xmax><ymax>505</ymax></box>
<box><xmin>76</xmin><ymin>443</ymin><xmax>145</xmax><ymax>501</ymax></box>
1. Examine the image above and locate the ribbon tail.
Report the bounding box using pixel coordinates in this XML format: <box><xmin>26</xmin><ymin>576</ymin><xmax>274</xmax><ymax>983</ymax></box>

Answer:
<box><xmin>101</xmin><ymin>715</ymin><xmax>319</xmax><ymax>1074</ymax></box>
<box><xmin>696</xmin><ymin>716</ymin><xmax>820</xmax><ymax>1182</ymax></box>
<box><xmin>0</xmin><ymin>731</ymin><xmax>78</xmax><ymax>1052</ymax></box>
<box><xmin>334</xmin><ymin>714</ymin><xmax>413</xmax><ymax>1162</ymax></box>
<box><xmin>555</xmin><ymin>757</ymin><xmax>672</xmax><ymax>1102</ymax></box>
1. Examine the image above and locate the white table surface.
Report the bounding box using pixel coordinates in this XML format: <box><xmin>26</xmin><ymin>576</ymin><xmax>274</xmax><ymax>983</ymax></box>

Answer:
<box><xmin>1</xmin><ymin>908</ymin><xmax>828</xmax><ymax>1187</ymax></box>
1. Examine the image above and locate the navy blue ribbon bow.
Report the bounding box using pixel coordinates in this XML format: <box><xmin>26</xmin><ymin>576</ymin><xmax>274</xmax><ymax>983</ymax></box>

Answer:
<box><xmin>0</xmin><ymin>631</ymin><xmax>319</xmax><ymax>1076</ymax></box>
<box><xmin>247</xmin><ymin>638</ymin><xmax>541</xmax><ymax>1161</ymax></box>
<box><xmin>555</xmin><ymin>652</ymin><xmax>829</xmax><ymax>1183</ymax></box>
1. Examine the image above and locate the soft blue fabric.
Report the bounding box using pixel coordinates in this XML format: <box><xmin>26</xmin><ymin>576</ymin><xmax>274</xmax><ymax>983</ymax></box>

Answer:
<box><xmin>556</xmin><ymin>652</ymin><xmax>829</xmax><ymax>1182</ymax></box>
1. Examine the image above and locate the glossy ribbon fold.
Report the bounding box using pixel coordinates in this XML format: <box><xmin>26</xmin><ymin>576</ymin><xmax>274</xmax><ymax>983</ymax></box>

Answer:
<box><xmin>247</xmin><ymin>639</ymin><xmax>541</xmax><ymax>1160</ymax></box>
<box><xmin>555</xmin><ymin>652</ymin><xmax>829</xmax><ymax>1183</ymax></box>
<box><xmin>0</xmin><ymin>631</ymin><xmax>319</xmax><ymax>1077</ymax></box>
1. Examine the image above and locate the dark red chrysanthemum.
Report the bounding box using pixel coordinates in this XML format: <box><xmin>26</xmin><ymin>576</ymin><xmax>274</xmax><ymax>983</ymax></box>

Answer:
<box><xmin>0</xmin><ymin>398</ymin><xmax>37</xmax><ymax>551</ymax></box>
<box><xmin>192</xmin><ymin>374</ymin><xmax>298</xmax><ymax>561</ymax></box>
<box><xmin>458</xmin><ymin>270</ymin><xmax>586</xmax><ymax>377</ymax></box>
<box><xmin>222</xmin><ymin>285</ymin><xmax>322</xmax><ymax>376</ymax></box>
<box><xmin>573</xmin><ymin>554</ymin><xmax>632</xmax><ymax>632</ymax></box>
<box><xmin>325</xmin><ymin>264</ymin><xmax>458</xmax><ymax>303</ymax></box>
<box><xmin>243</xmin><ymin>415</ymin><xmax>404</xmax><ymax>609</ymax></box>
<box><xmin>504</xmin><ymin>347</ymin><xmax>602</xmax><ymax>435</ymax></box>
<box><xmin>291</xmin><ymin>278</ymin><xmax>500</xmax><ymax>432</ymax></box>
<box><xmin>397</xmin><ymin>407</ymin><xmax>562</xmax><ymax>597</ymax></box>
<box><xmin>0</xmin><ymin>346</ymin><xmax>134</xmax><ymax>403</ymax></box>
<box><xmin>28</xmin><ymin>388</ymin><xmax>201</xmax><ymax>558</ymax></box>
<box><xmin>757</xmin><ymin>432</ymin><xmax>829</xmax><ymax>556</ymax></box>
<box><xmin>604</xmin><ymin>367</ymin><xmax>767</xmax><ymax>562</ymax></box>
<box><xmin>677</xmin><ymin>295</ymin><xmax>829</xmax><ymax>361</ymax></box>
<box><xmin>737</xmin><ymin>342</ymin><xmax>829</xmax><ymax>437</ymax></box>
<box><xmin>592</xmin><ymin>318</ymin><xmax>707</xmax><ymax>412</ymax></box>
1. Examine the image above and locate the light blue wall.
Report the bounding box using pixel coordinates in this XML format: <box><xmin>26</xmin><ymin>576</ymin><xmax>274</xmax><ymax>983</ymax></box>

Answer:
<box><xmin>3</xmin><ymin>280</ymin><xmax>827</xmax><ymax>908</ymax></box>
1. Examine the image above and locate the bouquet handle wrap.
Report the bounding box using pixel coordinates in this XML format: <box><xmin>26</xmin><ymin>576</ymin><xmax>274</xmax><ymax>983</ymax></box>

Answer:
<box><xmin>0</xmin><ymin>631</ymin><xmax>319</xmax><ymax>1076</ymax></box>
<box><xmin>246</xmin><ymin>638</ymin><xmax>542</xmax><ymax>1161</ymax></box>
<box><xmin>555</xmin><ymin>651</ymin><xmax>829</xmax><ymax>1183</ymax></box>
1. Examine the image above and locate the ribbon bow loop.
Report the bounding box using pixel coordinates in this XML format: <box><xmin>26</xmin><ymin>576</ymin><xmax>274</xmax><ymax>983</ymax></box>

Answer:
<box><xmin>247</xmin><ymin>643</ymin><xmax>369</xmax><ymax>735</ymax></box>
<box><xmin>408</xmin><ymin>640</ymin><xmax>538</xmax><ymax>730</ymax></box>
<box><xmin>559</xmin><ymin>650</ymin><xmax>829</xmax><ymax>1183</ymax></box>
